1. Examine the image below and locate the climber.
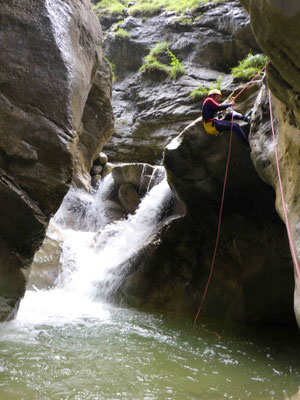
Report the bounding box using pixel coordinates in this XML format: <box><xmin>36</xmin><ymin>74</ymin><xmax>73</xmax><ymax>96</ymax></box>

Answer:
<box><xmin>202</xmin><ymin>88</ymin><xmax>251</xmax><ymax>146</ymax></box>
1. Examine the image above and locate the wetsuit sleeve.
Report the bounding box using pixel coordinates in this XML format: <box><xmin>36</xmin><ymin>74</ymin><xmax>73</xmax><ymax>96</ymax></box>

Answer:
<box><xmin>218</xmin><ymin>103</ymin><xmax>233</xmax><ymax>111</ymax></box>
<box><xmin>202</xmin><ymin>97</ymin><xmax>233</xmax><ymax>122</ymax></box>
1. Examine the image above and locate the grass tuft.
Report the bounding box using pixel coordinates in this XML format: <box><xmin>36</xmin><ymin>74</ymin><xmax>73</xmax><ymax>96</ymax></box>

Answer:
<box><xmin>93</xmin><ymin>0</ymin><xmax>127</xmax><ymax>16</ymax></box>
<box><xmin>104</xmin><ymin>57</ymin><xmax>116</xmax><ymax>82</ymax></box>
<box><xmin>140</xmin><ymin>42</ymin><xmax>186</xmax><ymax>80</ymax></box>
<box><xmin>94</xmin><ymin>0</ymin><xmax>228</xmax><ymax>17</ymax></box>
<box><xmin>189</xmin><ymin>76</ymin><xmax>222</xmax><ymax>101</ymax></box>
<box><xmin>113</xmin><ymin>28</ymin><xmax>130</xmax><ymax>39</ymax></box>
<box><xmin>231</xmin><ymin>53</ymin><xmax>267</xmax><ymax>80</ymax></box>
<box><xmin>168</xmin><ymin>49</ymin><xmax>186</xmax><ymax>79</ymax></box>
<box><xmin>149</xmin><ymin>41</ymin><xmax>169</xmax><ymax>57</ymax></box>
<box><xmin>139</xmin><ymin>55</ymin><xmax>170</xmax><ymax>74</ymax></box>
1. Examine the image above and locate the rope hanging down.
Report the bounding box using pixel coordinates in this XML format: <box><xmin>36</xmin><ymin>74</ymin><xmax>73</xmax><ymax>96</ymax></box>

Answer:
<box><xmin>268</xmin><ymin>90</ymin><xmax>300</xmax><ymax>281</ymax></box>
<box><xmin>193</xmin><ymin>66</ymin><xmax>266</xmax><ymax>330</ymax></box>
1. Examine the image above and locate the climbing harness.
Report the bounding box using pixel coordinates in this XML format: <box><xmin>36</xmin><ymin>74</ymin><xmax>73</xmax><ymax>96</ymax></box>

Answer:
<box><xmin>193</xmin><ymin>66</ymin><xmax>267</xmax><ymax>330</ymax></box>
<box><xmin>268</xmin><ymin>90</ymin><xmax>300</xmax><ymax>281</ymax></box>
<box><xmin>203</xmin><ymin>120</ymin><xmax>219</xmax><ymax>135</ymax></box>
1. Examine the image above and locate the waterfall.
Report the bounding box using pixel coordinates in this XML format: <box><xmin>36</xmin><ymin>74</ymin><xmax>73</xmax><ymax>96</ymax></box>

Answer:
<box><xmin>27</xmin><ymin>168</ymin><xmax>173</xmax><ymax>313</ymax></box>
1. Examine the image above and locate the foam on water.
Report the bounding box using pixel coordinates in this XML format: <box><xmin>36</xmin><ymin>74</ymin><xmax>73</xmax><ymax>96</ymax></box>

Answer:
<box><xmin>17</xmin><ymin>170</ymin><xmax>172</xmax><ymax>324</ymax></box>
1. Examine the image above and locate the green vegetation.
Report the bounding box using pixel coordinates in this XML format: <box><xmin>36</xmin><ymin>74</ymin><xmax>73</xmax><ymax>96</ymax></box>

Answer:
<box><xmin>189</xmin><ymin>76</ymin><xmax>222</xmax><ymax>101</ymax></box>
<box><xmin>140</xmin><ymin>55</ymin><xmax>170</xmax><ymax>75</ymax></box>
<box><xmin>189</xmin><ymin>85</ymin><xmax>210</xmax><ymax>100</ymax></box>
<box><xmin>113</xmin><ymin>28</ymin><xmax>130</xmax><ymax>39</ymax></box>
<box><xmin>168</xmin><ymin>49</ymin><xmax>186</xmax><ymax>79</ymax></box>
<box><xmin>93</xmin><ymin>0</ymin><xmax>127</xmax><ymax>16</ymax></box>
<box><xmin>112</xmin><ymin>20</ymin><xmax>125</xmax><ymax>32</ymax></box>
<box><xmin>139</xmin><ymin>42</ymin><xmax>186</xmax><ymax>80</ymax></box>
<box><xmin>93</xmin><ymin>0</ymin><xmax>226</xmax><ymax>17</ymax></box>
<box><xmin>104</xmin><ymin>57</ymin><xmax>116</xmax><ymax>82</ymax></box>
<box><xmin>231</xmin><ymin>53</ymin><xmax>267</xmax><ymax>81</ymax></box>
<box><xmin>149</xmin><ymin>41</ymin><xmax>169</xmax><ymax>57</ymax></box>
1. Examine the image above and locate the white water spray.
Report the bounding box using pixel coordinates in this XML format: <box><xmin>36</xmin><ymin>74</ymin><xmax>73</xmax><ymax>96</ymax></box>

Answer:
<box><xmin>57</xmin><ymin>174</ymin><xmax>172</xmax><ymax>299</ymax></box>
<box><xmin>20</xmin><ymin>170</ymin><xmax>173</xmax><ymax>323</ymax></box>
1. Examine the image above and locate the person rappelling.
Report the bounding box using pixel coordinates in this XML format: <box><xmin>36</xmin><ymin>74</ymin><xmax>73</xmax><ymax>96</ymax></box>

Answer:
<box><xmin>201</xmin><ymin>88</ymin><xmax>251</xmax><ymax>146</ymax></box>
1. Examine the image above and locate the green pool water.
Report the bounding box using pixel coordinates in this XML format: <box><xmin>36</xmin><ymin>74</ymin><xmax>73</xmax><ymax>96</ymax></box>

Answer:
<box><xmin>0</xmin><ymin>290</ymin><xmax>299</xmax><ymax>400</ymax></box>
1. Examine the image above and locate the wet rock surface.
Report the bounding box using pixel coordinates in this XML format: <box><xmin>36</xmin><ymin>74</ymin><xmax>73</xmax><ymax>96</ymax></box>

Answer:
<box><xmin>117</xmin><ymin>84</ymin><xmax>295</xmax><ymax>324</ymax></box>
<box><xmin>0</xmin><ymin>0</ymin><xmax>111</xmax><ymax>320</ymax></box>
<box><xmin>75</xmin><ymin>60</ymin><xmax>114</xmax><ymax>189</ymax></box>
<box><xmin>162</xmin><ymin>112</ymin><xmax>294</xmax><ymax>323</ymax></box>
<box><xmin>88</xmin><ymin>1</ymin><xmax>298</xmax><ymax>325</ymax></box>
<box><xmin>240</xmin><ymin>0</ymin><xmax>300</xmax><ymax>326</ymax></box>
<box><xmin>101</xmin><ymin>1</ymin><xmax>259</xmax><ymax>164</ymax></box>
<box><xmin>28</xmin><ymin>224</ymin><xmax>65</xmax><ymax>290</ymax></box>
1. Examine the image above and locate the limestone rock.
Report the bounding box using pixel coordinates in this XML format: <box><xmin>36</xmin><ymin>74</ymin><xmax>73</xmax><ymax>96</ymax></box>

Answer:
<box><xmin>91</xmin><ymin>165</ymin><xmax>103</xmax><ymax>176</ymax></box>
<box><xmin>250</xmin><ymin>84</ymin><xmax>300</xmax><ymax>326</ymax></box>
<box><xmin>112</xmin><ymin>163</ymin><xmax>155</xmax><ymax>188</ymax></box>
<box><xmin>91</xmin><ymin>174</ymin><xmax>102</xmax><ymax>187</ymax></box>
<box><xmin>102</xmin><ymin>1</ymin><xmax>259</xmax><ymax>164</ymax></box>
<box><xmin>240</xmin><ymin>0</ymin><xmax>300</xmax><ymax>327</ymax></box>
<box><xmin>28</xmin><ymin>223</ymin><xmax>65</xmax><ymax>290</ymax></box>
<box><xmin>0</xmin><ymin>0</ymin><xmax>106</xmax><ymax>321</ymax></box>
<box><xmin>159</xmin><ymin>83</ymin><xmax>295</xmax><ymax>324</ymax></box>
<box><xmin>118</xmin><ymin>183</ymin><xmax>140</xmax><ymax>214</ymax></box>
<box><xmin>102</xmin><ymin>162</ymin><xmax>115</xmax><ymax>178</ymax></box>
<box><xmin>73</xmin><ymin>59</ymin><xmax>114</xmax><ymax>189</ymax></box>
<box><xmin>240</xmin><ymin>0</ymin><xmax>300</xmax><ymax>112</ymax></box>
<box><xmin>98</xmin><ymin>152</ymin><xmax>109</xmax><ymax>166</ymax></box>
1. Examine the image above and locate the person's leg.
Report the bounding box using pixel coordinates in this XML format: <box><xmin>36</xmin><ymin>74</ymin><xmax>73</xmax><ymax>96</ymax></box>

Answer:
<box><xmin>232</xmin><ymin>123</ymin><xmax>249</xmax><ymax>146</ymax></box>
<box><xmin>214</xmin><ymin>119</ymin><xmax>249</xmax><ymax>146</ymax></box>
<box><xmin>223</xmin><ymin>111</ymin><xmax>244</xmax><ymax>121</ymax></box>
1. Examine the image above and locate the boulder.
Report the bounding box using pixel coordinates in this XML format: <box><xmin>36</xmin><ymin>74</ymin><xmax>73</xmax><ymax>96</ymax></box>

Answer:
<box><xmin>91</xmin><ymin>174</ymin><xmax>102</xmax><ymax>187</ymax></box>
<box><xmin>91</xmin><ymin>165</ymin><xmax>103</xmax><ymax>176</ymax></box>
<box><xmin>112</xmin><ymin>163</ymin><xmax>155</xmax><ymax>188</ymax></box>
<box><xmin>0</xmin><ymin>0</ymin><xmax>107</xmax><ymax>320</ymax></box>
<box><xmin>98</xmin><ymin>152</ymin><xmax>109</xmax><ymax>166</ymax></box>
<box><xmin>28</xmin><ymin>223</ymin><xmax>65</xmax><ymax>290</ymax></box>
<box><xmin>102</xmin><ymin>162</ymin><xmax>115</xmax><ymax>178</ymax></box>
<box><xmin>118</xmin><ymin>183</ymin><xmax>140</xmax><ymax>214</ymax></box>
<box><xmin>159</xmin><ymin>83</ymin><xmax>295</xmax><ymax>324</ymax></box>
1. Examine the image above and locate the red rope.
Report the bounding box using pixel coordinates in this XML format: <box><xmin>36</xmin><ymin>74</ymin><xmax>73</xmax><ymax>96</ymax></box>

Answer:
<box><xmin>193</xmin><ymin>65</ymin><xmax>267</xmax><ymax>330</ymax></box>
<box><xmin>233</xmin><ymin>66</ymin><xmax>266</xmax><ymax>100</ymax></box>
<box><xmin>268</xmin><ymin>90</ymin><xmax>300</xmax><ymax>281</ymax></box>
<box><xmin>193</xmin><ymin>112</ymin><xmax>234</xmax><ymax>330</ymax></box>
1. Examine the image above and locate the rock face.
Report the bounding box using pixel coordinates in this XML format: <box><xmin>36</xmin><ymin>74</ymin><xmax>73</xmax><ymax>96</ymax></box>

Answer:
<box><xmin>154</xmin><ymin>84</ymin><xmax>293</xmax><ymax>324</ymax></box>
<box><xmin>28</xmin><ymin>223</ymin><xmax>65</xmax><ymax>290</ymax></box>
<box><xmin>109</xmin><ymin>73</ymin><xmax>296</xmax><ymax>324</ymax></box>
<box><xmin>112</xmin><ymin>82</ymin><xmax>294</xmax><ymax>325</ymax></box>
<box><xmin>86</xmin><ymin>1</ymin><xmax>297</xmax><ymax>325</ymax></box>
<box><xmin>240</xmin><ymin>0</ymin><xmax>300</xmax><ymax>113</ymax></box>
<box><xmin>0</xmin><ymin>1</ymin><xmax>112</xmax><ymax>321</ymax></box>
<box><xmin>239</xmin><ymin>0</ymin><xmax>300</xmax><ymax>326</ymax></box>
<box><xmin>101</xmin><ymin>1</ymin><xmax>259</xmax><ymax>164</ymax></box>
<box><xmin>75</xmin><ymin>59</ymin><xmax>114</xmax><ymax>188</ymax></box>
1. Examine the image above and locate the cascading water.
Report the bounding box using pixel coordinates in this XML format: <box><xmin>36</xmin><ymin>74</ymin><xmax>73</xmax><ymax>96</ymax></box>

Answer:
<box><xmin>22</xmin><ymin>168</ymin><xmax>173</xmax><ymax>322</ymax></box>
<box><xmin>1</xmin><ymin>170</ymin><xmax>300</xmax><ymax>400</ymax></box>
<box><xmin>51</xmin><ymin>169</ymin><xmax>173</xmax><ymax>302</ymax></box>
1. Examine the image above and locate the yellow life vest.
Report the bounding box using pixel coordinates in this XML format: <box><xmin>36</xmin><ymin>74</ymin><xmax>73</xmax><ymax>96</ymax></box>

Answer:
<box><xmin>203</xmin><ymin>120</ymin><xmax>219</xmax><ymax>135</ymax></box>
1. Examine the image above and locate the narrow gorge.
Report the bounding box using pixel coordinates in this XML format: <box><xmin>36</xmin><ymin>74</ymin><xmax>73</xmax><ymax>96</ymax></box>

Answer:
<box><xmin>0</xmin><ymin>1</ymin><xmax>300</xmax><ymax>399</ymax></box>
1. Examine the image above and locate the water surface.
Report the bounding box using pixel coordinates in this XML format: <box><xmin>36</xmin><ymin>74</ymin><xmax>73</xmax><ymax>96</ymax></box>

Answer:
<box><xmin>0</xmin><ymin>291</ymin><xmax>299</xmax><ymax>400</ymax></box>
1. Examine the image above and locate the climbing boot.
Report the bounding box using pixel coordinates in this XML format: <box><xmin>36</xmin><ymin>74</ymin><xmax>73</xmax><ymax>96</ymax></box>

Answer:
<box><xmin>243</xmin><ymin>110</ymin><xmax>253</xmax><ymax>122</ymax></box>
